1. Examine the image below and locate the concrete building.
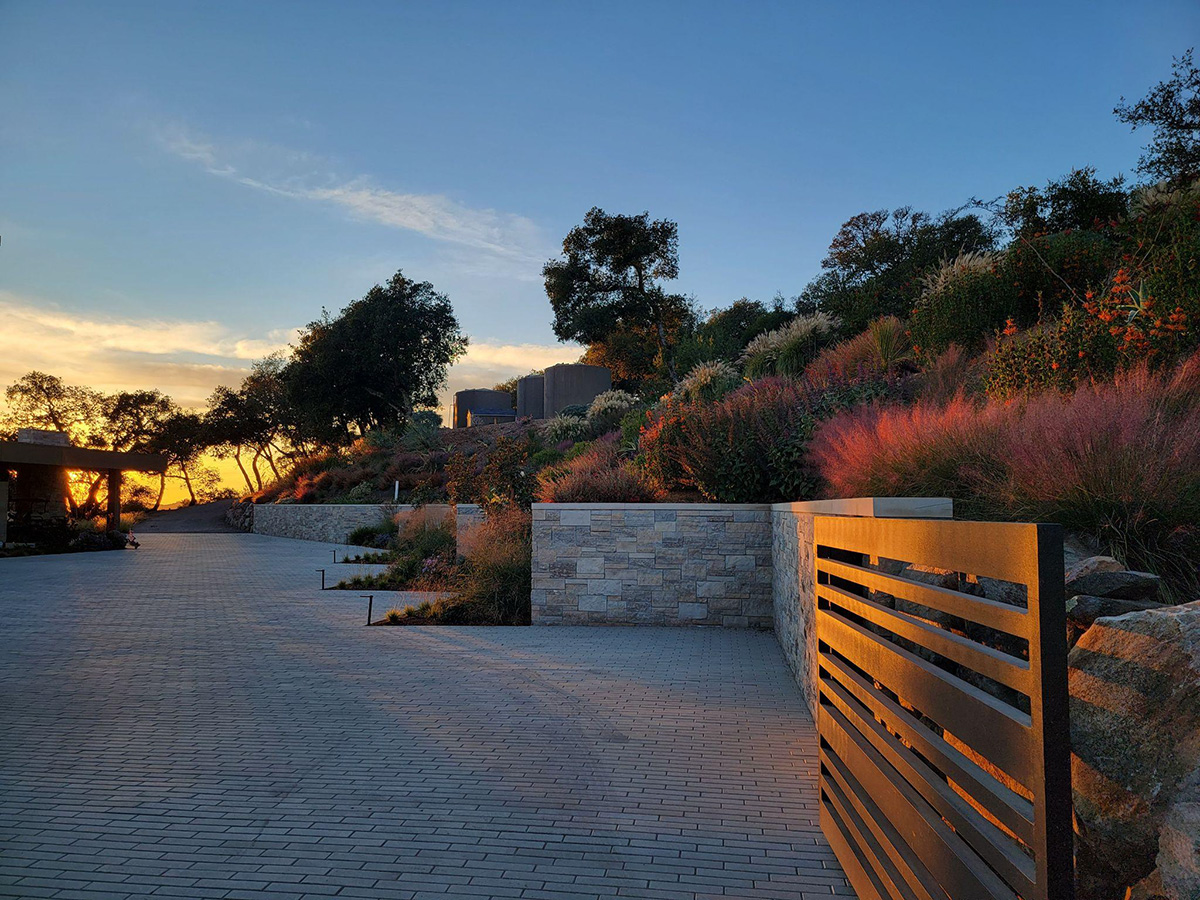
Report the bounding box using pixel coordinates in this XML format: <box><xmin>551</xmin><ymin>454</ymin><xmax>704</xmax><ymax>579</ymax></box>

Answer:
<box><xmin>543</xmin><ymin>363</ymin><xmax>611</xmax><ymax>417</ymax></box>
<box><xmin>0</xmin><ymin>429</ymin><xmax>166</xmax><ymax>544</ymax></box>
<box><xmin>451</xmin><ymin>389</ymin><xmax>514</xmax><ymax>429</ymax></box>
<box><xmin>516</xmin><ymin>374</ymin><xmax>545</xmax><ymax>419</ymax></box>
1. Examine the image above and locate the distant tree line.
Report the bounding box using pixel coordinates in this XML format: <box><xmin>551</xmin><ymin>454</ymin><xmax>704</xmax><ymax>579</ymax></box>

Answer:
<box><xmin>1</xmin><ymin>269</ymin><xmax>467</xmax><ymax>511</ymax></box>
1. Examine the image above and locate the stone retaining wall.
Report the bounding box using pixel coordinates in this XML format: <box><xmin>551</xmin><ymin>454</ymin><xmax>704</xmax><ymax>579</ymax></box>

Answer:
<box><xmin>246</xmin><ymin>502</ymin><xmax>483</xmax><ymax>545</ymax></box>
<box><xmin>531</xmin><ymin>503</ymin><xmax>773</xmax><ymax>626</ymax></box>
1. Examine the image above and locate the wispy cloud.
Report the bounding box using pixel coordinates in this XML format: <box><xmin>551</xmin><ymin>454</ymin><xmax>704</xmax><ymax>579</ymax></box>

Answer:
<box><xmin>0</xmin><ymin>291</ymin><xmax>296</xmax><ymax>361</ymax></box>
<box><xmin>154</xmin><ymin>122</ymin><xmax>548</xmax><ymax>264</ymax></box>
<box><xmin>0</xmin><ymin>291</ymin><xmax>294</xmax><ymax>408</ymax></box>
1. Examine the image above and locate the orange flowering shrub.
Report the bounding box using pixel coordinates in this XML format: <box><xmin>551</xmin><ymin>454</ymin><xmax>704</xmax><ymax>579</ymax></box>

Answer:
<box><xmin>986</xmin><ymin>267</ymin><xmax>1191</xmax><ymax>397</ymax></box>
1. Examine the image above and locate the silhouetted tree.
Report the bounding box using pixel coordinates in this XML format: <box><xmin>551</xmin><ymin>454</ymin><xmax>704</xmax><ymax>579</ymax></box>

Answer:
<box><xmin>1115</xmin><ymin>48</ymin><xmax>1200</xmax><ymax>185</ymax></box>
<box><xmin>283</xmin><ymin>270</ymin><xmax>467</xmax><ymax>442</ymax></box>
<box><xmin>801</xmin><ymin>207</ymin><xmax>997</xmax><ymax>333</ymax></box>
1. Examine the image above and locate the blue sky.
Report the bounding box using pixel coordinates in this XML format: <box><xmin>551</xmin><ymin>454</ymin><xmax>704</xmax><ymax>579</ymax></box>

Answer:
<box><xmin>1</xmin><ymin>0</ymin><xmax>1196</xmax><ymax>409</ymax></box>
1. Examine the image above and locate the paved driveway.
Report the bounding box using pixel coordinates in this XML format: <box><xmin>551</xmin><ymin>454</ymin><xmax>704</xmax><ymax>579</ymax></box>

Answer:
<box><xmin>0</xmin><ymin>534</ymin><xmax>848</xmax><ymax>899</ymax></box>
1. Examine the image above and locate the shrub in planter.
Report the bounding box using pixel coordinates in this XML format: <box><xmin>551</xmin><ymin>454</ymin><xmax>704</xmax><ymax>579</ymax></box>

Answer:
<box><xmin>450</xmin><ymin>505</ymin><xmax>533</xmax><ymax>625</ymax></box>
<box><xmin>536</xmin><ymin>436</ymin><xmax>662</xmax><ymax>503</ymax></box>
<box><xmin>812</xmin><ymin>352</ymin><xmax>1200</xmax><ymax>598</ymax></box>
<box><xmin>643</xmin><ymin>376</ymin><xmax>898</xmax><ymax>503</ymax></box>
<box><xmin>348</xmin><ymin>519</ymin><xmax>398</xmax><ymax>548</ymax></box>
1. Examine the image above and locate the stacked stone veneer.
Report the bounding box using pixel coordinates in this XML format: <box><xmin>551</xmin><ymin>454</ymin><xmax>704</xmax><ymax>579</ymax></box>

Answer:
<box><xmin>531</xmin><ymin>503</ymin><xmax>773</xmax><ymax>626</ymax></box>
<box><xmin>770</xmin><ymin>497</ymin><xmax>954</xmax><ymax>716</ymax></box>
<box><xmin>248</xmin><ymin>502</ymin><xmax>482</xmax><ymax>545</ymax></box>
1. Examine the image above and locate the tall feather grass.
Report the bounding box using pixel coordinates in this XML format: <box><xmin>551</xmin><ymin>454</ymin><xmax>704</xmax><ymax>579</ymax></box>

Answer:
<box><xmin>812</xmin><ymin>352</ymin><xmax>1200</xmax><ymax>598</ymax></box>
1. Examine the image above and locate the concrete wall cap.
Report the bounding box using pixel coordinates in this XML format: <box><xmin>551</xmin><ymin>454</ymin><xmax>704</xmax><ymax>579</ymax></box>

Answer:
<box><xmin>770</xmin><ymin>497</ymin><xmax>953</xmax><ymax>518</ymax></box>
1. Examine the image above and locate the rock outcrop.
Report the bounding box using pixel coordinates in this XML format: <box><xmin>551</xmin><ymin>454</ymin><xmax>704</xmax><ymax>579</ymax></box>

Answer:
<box><xmin>1069</xmin><ymin>601</ymin><xmax>1200</xmax><ymax>899</ymax></box>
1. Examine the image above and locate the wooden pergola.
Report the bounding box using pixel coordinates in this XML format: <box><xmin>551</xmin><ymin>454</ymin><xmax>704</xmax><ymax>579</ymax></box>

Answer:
<box><xmin>0</xmin><ymin>441</ymin><xmax>167</xmax><ymax>543</ymax></box>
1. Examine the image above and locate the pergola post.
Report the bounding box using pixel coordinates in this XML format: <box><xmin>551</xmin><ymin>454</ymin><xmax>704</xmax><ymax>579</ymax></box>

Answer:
<box><xmin>106</xmin><ymin>469</ymin><xmax>122</xmax><ymax>533</ymax></box>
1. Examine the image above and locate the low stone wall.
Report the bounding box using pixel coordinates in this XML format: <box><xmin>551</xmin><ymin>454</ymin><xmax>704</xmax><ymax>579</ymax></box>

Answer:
<box><xmin>770</xmin><ymin>497</ymin><xmax>953</xmax><ymax>716</ymax></box>
<box><xmin>246</xmin><ymin>502</ymin><xmax>482</xmax><ymax>545</ymax></box>
<box><xmin>531</xmin><ymin>503</ymin><xmax>773</xmax><ymax>626</ymax></box>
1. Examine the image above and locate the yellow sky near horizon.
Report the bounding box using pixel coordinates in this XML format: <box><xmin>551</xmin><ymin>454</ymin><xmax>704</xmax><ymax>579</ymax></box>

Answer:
<box><xmin>2</xmin><ymin>289</ymin><xmax>582</xmax><ymax>504</ymax></box>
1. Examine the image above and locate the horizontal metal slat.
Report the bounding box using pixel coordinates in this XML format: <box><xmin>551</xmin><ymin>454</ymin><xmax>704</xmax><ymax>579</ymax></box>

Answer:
<box><xmin>821</xmin><ymin>758</ymin><xmax>929</xmax><ymax>900</ymax></box>
<box><xmin>819</xmin><ymin>609</ymin><xmax>1035</xmax><ymax>785</ymax></box>
<box><xmin>815</xmin><ymin>516</ymin><xmax>1041</xmax><ymax>585</ymax></box>
<box><xmin>821</xmin><ymin>704</ymin><xmax>1021</xmax><ymax>900</ymax></box>
<box><xmin>820</xmin><ymin>796</ymin><xmax>891</xmax><ymax>900</ymax></box>
<box><xmin>821</xmin><ymin>676</ymin><xmax>1038</xmax><ymax>894</ymax></box>
<box><xmin>817</xmin><ymin>582</ymin><xmax>1032</xmax><ymax>694</ymax></box>
<box><xmin>820</xmin><ymin>651</ymin><xmax>1035</xmax><ymax>845</ymax></box>
<box><xmin>816</xmin><ymin>556</ymin><xmax>1030</xmax><ymax>638</ymax></box>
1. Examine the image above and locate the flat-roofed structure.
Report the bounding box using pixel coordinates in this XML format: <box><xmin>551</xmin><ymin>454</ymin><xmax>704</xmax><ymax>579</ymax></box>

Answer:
<box><xmin>0</xmin><ymin>430</ymin><xmax>167</xmax><ymax>544</ymax></box>
<box><xmin>543</xmin><ymin>363</ymin><xmax>611</xmax><ymax>417</ymax></box>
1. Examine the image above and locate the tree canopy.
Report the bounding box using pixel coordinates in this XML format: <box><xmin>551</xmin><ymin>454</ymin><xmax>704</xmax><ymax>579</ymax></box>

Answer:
<box><xmin>283</xmin><ymin>270</ymin><xmax>467</xmax><ymax>441</ymax></box>
<box><xmin>800</xmin><ymin>207</ymin><xmax>997</xmax><ymax>333</ymax></box>
<box><xmin>1115</xmin><ymin>48</ymin><xmax>1200</xmax><ymax>185</ymax></box>
<box><xmin>544</xmin><ymin>207</ymin><xmax>690</xmax><ymax>381</ymax></box>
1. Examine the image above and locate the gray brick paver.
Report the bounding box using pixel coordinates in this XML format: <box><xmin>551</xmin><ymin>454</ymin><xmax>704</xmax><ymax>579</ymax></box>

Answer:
<box><xmin>0</xmin><ymin>533</ymin><xmax>844</xmax><ymax>898</ymax></box>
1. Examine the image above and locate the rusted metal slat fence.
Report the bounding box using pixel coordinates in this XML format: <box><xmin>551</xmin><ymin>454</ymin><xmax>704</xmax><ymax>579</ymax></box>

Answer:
<box><xmin>814</xmin><ymin>515</ymin><xmax>1072</xmax><ymax>900</ymax></box>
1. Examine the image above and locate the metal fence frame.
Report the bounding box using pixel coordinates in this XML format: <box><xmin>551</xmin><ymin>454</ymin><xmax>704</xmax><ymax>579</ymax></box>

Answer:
<box><xmin>814</xmin><ymin>515</ymin><xmax>1072</xmax><ymax>900</ymax></box>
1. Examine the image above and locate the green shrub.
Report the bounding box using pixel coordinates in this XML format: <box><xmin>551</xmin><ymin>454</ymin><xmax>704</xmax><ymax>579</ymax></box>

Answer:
<box><xmin>560</xmin><ymin>404</ymin><xmax>589</xmax><ymax>418</ymax></box>
<box><xmin>401</xmin><ymin>411</ymin><xmax>443</xmax><ymax>451</ymax></box>
<box><xmin>477</xmin><ymin>436</ymin><xmax>536</xmax><ymax>511</ymax></box>
<box><xmin>338</xmin><ymin>481</ymin><xmax>377</xmax><ymax>504</ymax></box>
<box><xmin>672</xmin><ymin>360</ymin><xmax>743</xmax><ymax>403</ymax></box>
<box><xmin>347</xmin><ymin>519</ymin><xmax>398</xmax><ymax>548</ymax></box>
<box><xmin>543</xmin><ymin>414</ymin><xmax>591</xmax><ymax>444</ymax></box>
<box><xmin>910</xmin><ymin>252</ymin><xmax>1018</xmax><ymax>356</ymax></box>
<box><xmin>740</xmin><ymin>312</ymin><xmax>839</xmax><ymax>378</ymax></box>
<box><xmin>586</xmin><ymin>390</ymin><xmax>641</xmax><ymax>436</ymax></box>
<box><xmin>529</xmin><ymin>447</ymin><xmax>565</xmax><ymax>470</ymax></box>
<box><xmin>999</xmin><ymin>228</ymin><xmax>1115</xmax><ymax>322</ymax></box>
